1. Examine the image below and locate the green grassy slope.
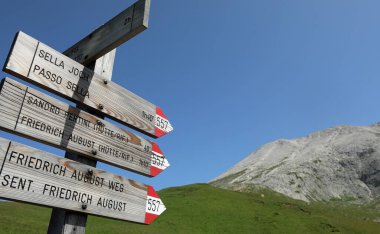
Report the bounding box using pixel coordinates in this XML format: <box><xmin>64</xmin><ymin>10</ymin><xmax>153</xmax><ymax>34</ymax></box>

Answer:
<box><xmin>0</xmin><ymin>184</ymin><xmax>379</xmax><ymax>234</ymax></box>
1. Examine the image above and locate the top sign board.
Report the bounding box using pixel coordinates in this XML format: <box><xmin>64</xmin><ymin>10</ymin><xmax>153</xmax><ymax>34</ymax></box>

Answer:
<box><xmin>65</xmin><ymin>0</ymin><xmax>150</xmax><ymax>65</ymax></box>
<box><xmin>3</xmin><ymin>31</ymin><xmax>173</xmax><ymax>138</ymax></box>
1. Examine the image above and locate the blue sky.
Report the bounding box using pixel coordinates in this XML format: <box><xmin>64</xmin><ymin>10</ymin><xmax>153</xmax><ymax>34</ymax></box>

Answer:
<box><xmin>1</xmin><ymin>0</ymin><xmax>380</xmax><ymax>190</ymax></box>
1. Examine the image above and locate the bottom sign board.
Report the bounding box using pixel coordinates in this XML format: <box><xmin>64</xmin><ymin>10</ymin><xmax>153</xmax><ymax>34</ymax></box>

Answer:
<box><xmin>0</xmin><ymin>137</ymin><xmax>165</xmax><ymax>224</ymax></box>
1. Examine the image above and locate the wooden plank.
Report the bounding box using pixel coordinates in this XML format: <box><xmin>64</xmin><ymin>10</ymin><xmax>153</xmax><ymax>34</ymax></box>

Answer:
<box><xmin>93</xmin><ymin>49</ymin><xmax>116</xmax><ymax>80</ymax></box>
<box><xmin>64</xmin><ymin>0</ymin><xmax>150</xmax><ymax>65</ymax></box>
<box><xmin>3</xmin><ymin>31</ymin><xmax>173</xmax><ymax>138</ymax></box>
<box><xmin>0</xmin><ymin>78</ymin><xmax>170</xmax><ymax>177</ymax></box>
<box><xmin>48</xmin><ymin>50</ymin><xmax>116</xmax><ymax>234</ymax></box>
<box><xmin>0</xmin><ymin>137</ymin><xmax>166</xmax><ymax>224</ymax></box>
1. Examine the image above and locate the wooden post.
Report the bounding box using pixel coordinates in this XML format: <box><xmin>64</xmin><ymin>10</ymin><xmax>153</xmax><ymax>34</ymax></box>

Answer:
<box><xmin>47</xmin><ymin>49</ymin><xmax>116</xmax><ymax>234</ymax></box>
<box><xmin>1</xmin><ymin>1</ymin><xmax>167</xmax><ymax>231</ymax></box>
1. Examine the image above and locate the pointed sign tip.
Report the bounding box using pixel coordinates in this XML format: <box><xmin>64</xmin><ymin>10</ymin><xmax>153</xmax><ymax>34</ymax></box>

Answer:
<box><xmin>150</xmin><ymin>158</ymin><xmax>170</xmax><ymax>177</ymax></box>
<box><xmin>155</xmin><ymin>106</ymin><xmax>173</xmax><ymax>138</ymax></box>
<box><xmin>152</xmin><ymin>142</ymin><xmax>164</xmax><ymax>156</ymax></box>
<box><xmin>145</xmin><ymin>205</ymin><xmax>166</xmax><ymax>224</ymax></box>
<box><xmin>150</xmin><ymin>144</ymin><xmax>169</xmax><ymax>177</ymax></box>
<box><xmin>145</xmin><ymin>186</ymin><xmax>166</xmax><ymax>224</ymax></box>
<box><xmin>150</xmin><ymin>166</ymin><xmax>163</xmax><ymax>177</ymax></box>
<box><xmin>155</xmin><ymin>106</ymin><xmax>166</xmax><ymax>119</ymax></box>
<box><xmin>147</xmin><ymin>185</ymin><xmax>159</xmax><ymax>198</ymax></box>
<box><xmin>154</xmin><ymin>128</ymin><xmax>168</xmax><ymax>138</ymax></box>
<box><xmin>145</xmin><ymin>213</ymin><xmax>159</xmax><ymax>224</ymax></box>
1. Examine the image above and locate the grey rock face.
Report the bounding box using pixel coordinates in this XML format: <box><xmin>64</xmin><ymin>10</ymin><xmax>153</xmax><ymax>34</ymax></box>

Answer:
<box><xmin>211</xmin><ymin>125</ymin><xmax>380</xmax><ymax>202</ymax></box>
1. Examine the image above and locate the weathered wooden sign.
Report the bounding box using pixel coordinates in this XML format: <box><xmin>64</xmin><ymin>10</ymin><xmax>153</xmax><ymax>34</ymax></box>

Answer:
<box><xmin>65</xmin><ymin>0</ymin><xmax>150</xmax><ymax>65</ymax></box>
<box><xmin>3</xmin><ymin>31</ymin><xmax>173</xmax><ymax>138</ymax></box>
<box><xmin>0</xmin><ymin>78</ymin><xmax>169</xmax><ymax>177</ymax></box>
<box><xmin>0</xmin><ymin>137</ymin><xmax>166</xmax><ymax>224</ymax></box>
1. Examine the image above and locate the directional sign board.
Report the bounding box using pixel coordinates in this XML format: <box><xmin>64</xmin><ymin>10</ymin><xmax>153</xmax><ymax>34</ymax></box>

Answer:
<box><xmin>3</xmin><ymin>32</ymin><xmax>173</xmax><ymax>138</ymax></box>
<box><xmin>0</xmin><ymin>137</ymin><xmax>165</xmax><ymax>224</ymax></box>
<box><xmin>0</xmin><ymin>78</ymin><xmax>169</xmax><ymax>177</ymax></box>
<box><xmin>65</xmin><ymin>0</ymin><xmax>150</xmax><ymax>65</ymax></box>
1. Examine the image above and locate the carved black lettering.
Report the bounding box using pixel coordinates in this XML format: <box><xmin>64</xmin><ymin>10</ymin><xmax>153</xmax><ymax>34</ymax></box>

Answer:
<box><xmin>27</xmin><ymin>156</ymin><xmax>36</xmax><ymax>168</ymax></box>
<box><xmin>72</xmin><ymin>190</ymin><xmax>78</xmax><ymax>201</ymax></box>
<box><xmin>108</xmin><ymin>181</ymin><xmax>123</xmax><ymax>192</ymax></box>
<box><xmin>1</xmin><ymin>175</ymin><xmax>10</xmax><ymax>187</ymax></box>
<box><xmin>66</xmin><ymin>81</ymin><xmax>90</xmax><ymax>98</ymax></box>
<box><xmin>10</xmin><ymin>176</ymin><xmax>18</xmax><ymax>189</ymax></box>
<box><xmin>41</xmin><ymin>50</ymin><xmax>65</xmax><ymax>69</ymax></box>
<box><xmin>42</xmin><ymin>184</ymin><xmax>49</xmax><ymax>195</ymax></box>
<box><xmin>16</xmin><ymin>153</ymin><xmax>25</xmax><ymax>165</ymax></box>
<box><xmin>38</xmin><ymin>67</ymin><xmax>46</xmax><ymax>77</ymax></box>
<box><xmin>49</xmin><ymin>185</ymin><xmax>57</xmax><ymax>197</ymax></box>
<box><xmin>8</xmin><ymin>151</ymin><xmax>17</xmax><ymax>162</ymax></box>
<box><xmin>32</xmin><ymin>64</ymin><xmax>41</xmax><ymax>73</ymax></box>
<box><xmin>38</xmin><ymin>49</ymin><xmax>45</xmax><ymax>59</ymax></box>
<box><xmin>43</xmin><ymin>161</ymin><xmax>50</xmax><ymax>172</ymax></box>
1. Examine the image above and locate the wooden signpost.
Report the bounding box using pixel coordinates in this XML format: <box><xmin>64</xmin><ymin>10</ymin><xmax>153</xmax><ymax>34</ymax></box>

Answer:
<box><xmin>0</xmin><ymin>137</ymin><xmax>165</xmax><ymax>224</ymax></box>
<box><xmin>64</xmin><ymin>0</ymin><xmax>150</xmax><ymax>65</ymax></box>
<box><xmin>0</xmin><ymin>78</ymin><xmax>170</xmax><ymax>177</ymax></box>
<box><xmin>0</xmin><ymin>0</ymin><xmax>171</xmax><ymax>232</ymax></box>
<box><xmin>4</xmin><ymin>31</ymin><xmax>173</xmax><ymax>139</ymax></box>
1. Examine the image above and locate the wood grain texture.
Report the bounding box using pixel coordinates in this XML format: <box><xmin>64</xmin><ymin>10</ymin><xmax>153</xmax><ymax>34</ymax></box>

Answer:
<box><xmin>0</xmin><ymin>78</ymin><xmax>169</xmax><ymax>177</ymax></box>
<box><xmin>0</xmin><ymin>137</ymin><xmax>166</xmax><ymax>223</ymax></box>
<box><xmin>48</xmin><ymin>49</ymin><xmax>116</xmax><ymax>234</ymax></box>
<box><xmin>3</xmin><ymin>31</ymin><xmax>173</xmax><ymax>138</ymax></box>
<box><xmin>64</xmin><ymin>0</ymin><xmax>150</xmax><ymax>66</ymax></box>
<box><xmin>93</xmin><ymin>49</ymin><xmax>116</xmax><ymax>81</ymax></box>
<box><xmin>49</xmin><ymin>43</ymin><xmax>117</xmax><ymax>233</ymax></box>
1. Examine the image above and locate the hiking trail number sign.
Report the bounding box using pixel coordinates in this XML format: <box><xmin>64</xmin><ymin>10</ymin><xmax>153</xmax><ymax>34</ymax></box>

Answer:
<box><xmin>4</xmin><ymin>31</ymin><xmax>173</xmax><ymax>139</ymax></box>
<box><xmin>0</xmin><ymin>78</ymin><xmax>170</xmax><ymax>177</ymax></box>
<box><xmin>0</xmin><ymin>137</ymin><xmax>165</xmax><ymax>224</ymax></box>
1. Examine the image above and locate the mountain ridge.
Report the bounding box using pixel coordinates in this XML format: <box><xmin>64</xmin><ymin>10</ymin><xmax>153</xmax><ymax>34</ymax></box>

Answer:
<box><xmin>211</xmin><ymin>124</ymin><xmax>380</xmax><ymax>202</ymax></box>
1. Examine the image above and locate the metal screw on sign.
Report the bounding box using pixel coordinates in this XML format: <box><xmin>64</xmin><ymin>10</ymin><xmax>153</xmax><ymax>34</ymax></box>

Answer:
<box><xmin>124</xmin><ymin>17</ymin><xmax>132</xmax><ymax>25</ymax></box>
<box><xmin>91</xmin><ymin>149</ymin><xmax>97</xmax><ymax>155</ymax></box>
<box><xmin>98</xmin><ymin>104</ymin><xmax>104</xmax><ymax>110</ymax></box>
<box><xmin>82</xmin><ymin>204</ymin><xmax>87</xmax><ymax>210</ymax></box>
<box><xmin>87</xmin><ymin>169</ymin><xmax>93</xmax><ymax>176</ymax></box>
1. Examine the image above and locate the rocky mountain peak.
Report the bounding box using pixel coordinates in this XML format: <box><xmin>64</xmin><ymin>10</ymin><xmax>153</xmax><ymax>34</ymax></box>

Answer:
<box><xmin>211</xmin><ymin>125</ymin><xmax>380</xmax><ymax>202</ymax></box>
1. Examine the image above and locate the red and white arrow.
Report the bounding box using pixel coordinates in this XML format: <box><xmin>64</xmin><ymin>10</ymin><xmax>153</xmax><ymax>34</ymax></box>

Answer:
<box><xmin>150</xmin><ymin>142</ymin><xmax>170</xmax><ymax>177</ymax></box>
<box><xmin>145</xmin><ymin>186</ymin><xmax>166</xmax><ymax>224</ymax></box>
<box><xmin>155</xmin><ymin>107</ymin><xmax>174</xmax><ymax>138</ymax></box>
